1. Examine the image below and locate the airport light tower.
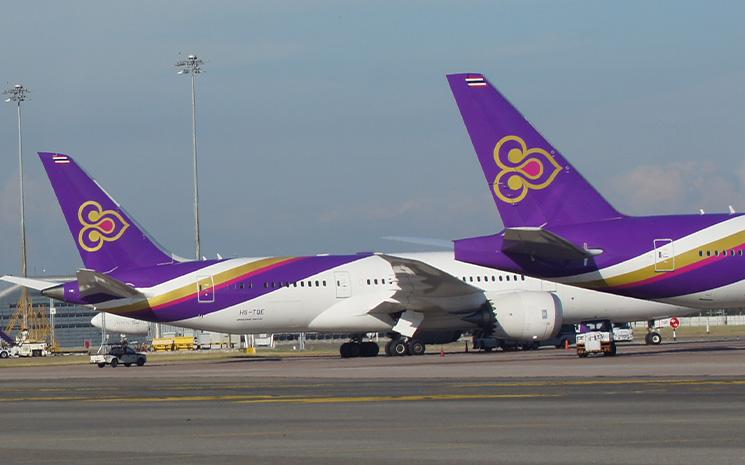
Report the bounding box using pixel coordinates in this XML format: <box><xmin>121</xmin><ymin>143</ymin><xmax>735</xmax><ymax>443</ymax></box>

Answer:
<box><xmin>4</xmin><ymin>84</ymin><xmax>29</xmax><ymax>279</ymax></box>
<box><xmin>175</xmin><ymin>54</ymin><xmax>204</xmax><ymax>260</ymax></box>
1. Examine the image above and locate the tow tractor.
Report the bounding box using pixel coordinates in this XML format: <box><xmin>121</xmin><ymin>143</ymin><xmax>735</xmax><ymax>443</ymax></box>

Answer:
<box><xmin>576</xmin><ymin>320</ymin><xmax>616</xmax><ymax>357</ymax></box>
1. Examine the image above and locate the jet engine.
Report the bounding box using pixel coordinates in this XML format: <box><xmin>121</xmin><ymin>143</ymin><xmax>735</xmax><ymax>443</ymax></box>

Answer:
<box><xmin>479</xmin><ymin>291</ymin><xmax>563</xmax><ymax>341</ymax></box>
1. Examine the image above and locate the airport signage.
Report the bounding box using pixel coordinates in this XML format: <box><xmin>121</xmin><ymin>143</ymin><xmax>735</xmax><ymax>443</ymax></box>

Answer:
<box><xmin>669</xmin><ymin>317</ymin><xmax>680</xmax><ymax>329</ymax></box>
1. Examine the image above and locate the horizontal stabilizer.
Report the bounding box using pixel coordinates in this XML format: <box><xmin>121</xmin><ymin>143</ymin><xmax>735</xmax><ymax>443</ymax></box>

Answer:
<box><xmin>76</xmin><ymin>269</ymin><xmax>142</xmax><ymax>299</ymax></box>
<box><xmin>502</xmin><ymin>227</ymin><xmax>602</xmax><ymax>261</ymax></box>
<box><xmin>0</xmin><ymin>275</ymin><xmax>64</xmax><ymax>291</ymax></box>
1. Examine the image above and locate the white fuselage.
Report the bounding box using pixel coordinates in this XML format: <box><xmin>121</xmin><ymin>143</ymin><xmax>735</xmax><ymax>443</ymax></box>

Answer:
<box><xmin>97</xmin><ymin>251</ymin><xmax>688</xmax><ymax>335</ymax></box>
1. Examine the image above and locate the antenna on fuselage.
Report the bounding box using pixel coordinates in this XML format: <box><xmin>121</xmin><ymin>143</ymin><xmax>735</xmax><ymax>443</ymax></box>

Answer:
<box><xmin>699</xmin><ymin>209</ymin><xmax>705</xmax><ymax>215</ymax></box>
<box><xmin>729</xmin><ymin>205</ymin><xmax>736</xmax><ymax>214</ymax></box>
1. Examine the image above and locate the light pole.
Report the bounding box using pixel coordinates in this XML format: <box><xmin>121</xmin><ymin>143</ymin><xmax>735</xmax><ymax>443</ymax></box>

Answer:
<box><xmin>4</xmin><ymin>84</ymin><xmax>30</xmax><ymax>329</ymax></box>
<box><xmin>4</xmin><ymin>84</ymin><xmax>29</xmax><ymax>277</ymax></box>
<box><xmin>175</xmin><ymin>54</ymin><xmax>204</xmax><ymax>260</ymax></box>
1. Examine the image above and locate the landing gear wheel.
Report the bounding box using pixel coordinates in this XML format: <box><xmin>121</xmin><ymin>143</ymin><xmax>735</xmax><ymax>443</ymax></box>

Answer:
<box><xmin>392</xmin><ymin>339</ymin><xmax>410</xmax><ymax>356</ymax></box>
<box><xmin>359</xmin><ymin>342</ymin><xmax>379</xmax><ymax>357</ymax></box>
<box><xmin>339</xmin><ymin>342</ymin><xmax>360</xmax><ymax>358</ymax></box>
<box><xmin>407</xmin><ymin>340</ymin><xmax>426</xmax><ymax>356</ymax></box>
<box><xmin>384</xmin><ymin>339</ymin><xmax>395</xmax><ymax>356</ymax></box>
<box><xmin>650</xmin><ymin>332</ymin><xmax>662</xmax><ymax>345</ymax></box>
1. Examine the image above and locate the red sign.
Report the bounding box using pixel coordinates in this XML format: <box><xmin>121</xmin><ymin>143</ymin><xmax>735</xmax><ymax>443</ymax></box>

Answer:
<box><xmin>670</xmin><ymin>317</ymin><xmax>680</xmax><ymax>329</ymax></box>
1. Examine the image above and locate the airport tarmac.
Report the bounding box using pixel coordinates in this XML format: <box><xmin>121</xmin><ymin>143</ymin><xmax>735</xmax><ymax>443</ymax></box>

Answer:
<box><xmin>1</xmin><ymin>339</ymin><xmax>744</xmax><ymax>465</ymax></box>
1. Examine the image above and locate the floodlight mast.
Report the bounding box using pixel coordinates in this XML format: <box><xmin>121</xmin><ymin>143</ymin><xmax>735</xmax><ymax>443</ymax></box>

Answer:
<box><xmin>175</xmin><ymin>54</ymin><xmax>204</xmax><ymax>260</ymax></box>
<box><xmin>3</xmin><ymin>84</ymin><xmax>29</xmax><ymax>278</ymax></box>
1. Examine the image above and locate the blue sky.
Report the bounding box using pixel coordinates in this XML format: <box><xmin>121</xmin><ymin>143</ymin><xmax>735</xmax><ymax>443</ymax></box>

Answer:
<box><xmin>1</xmin><ymin>0</ymin><xmax>744</xmax><ymax>275</ymax></box>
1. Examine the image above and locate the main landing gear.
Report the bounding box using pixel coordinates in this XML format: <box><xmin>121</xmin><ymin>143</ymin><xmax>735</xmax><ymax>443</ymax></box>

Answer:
<box><xmin>339</xmin><ymin>336</ymin><xmax>380</xmax><ymax>359</ymax></box>
<box><xmin>645</xmin><ymin>320</ymin><xmax>662</xmax><ymax>345</ymax></box>
<box><xmin>384</xmin><ymin>336</ymin><xmax>426</xmax><ymax>356</ymax></box>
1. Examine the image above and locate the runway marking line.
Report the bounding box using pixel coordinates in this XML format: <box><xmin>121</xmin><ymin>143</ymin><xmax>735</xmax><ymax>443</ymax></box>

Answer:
<box><xmin>450</xmin><ymin>378</ymin><xmax>745</xmax><ymax>388</ymax></box>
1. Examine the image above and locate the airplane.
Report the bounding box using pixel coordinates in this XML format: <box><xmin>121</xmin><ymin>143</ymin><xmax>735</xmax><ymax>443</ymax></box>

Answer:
<box><xmin>1</xmin><ymin>154</ymin><xmax>688</xmax><ymax>356</ymax></box>
<box><xmin>447</xmin><ymin>72</ymin><xmax>745</xmax><ymax>316</ymax></box>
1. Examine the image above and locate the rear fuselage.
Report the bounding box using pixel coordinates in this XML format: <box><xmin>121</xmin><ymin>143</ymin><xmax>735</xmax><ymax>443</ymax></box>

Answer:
<box><xmin>456</xmin><ymin>214</ymin><xmax>745</xmax><ymax>308</ymax></box>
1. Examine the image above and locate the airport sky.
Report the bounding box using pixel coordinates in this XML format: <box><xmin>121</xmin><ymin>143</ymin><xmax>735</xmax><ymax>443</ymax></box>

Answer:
<box><xmin>0</xmin><ymin>0</ymin><xmax>744</xmax><ymax>276</ymax></box>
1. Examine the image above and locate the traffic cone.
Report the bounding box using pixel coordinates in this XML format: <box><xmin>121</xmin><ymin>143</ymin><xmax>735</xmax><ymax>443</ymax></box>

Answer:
<box><xmin>440</xmin><ymin>346</ymin><xmax>445</xmax><ymax>357</ymax></box>
<box><xmin>564</xmin><ymin>339</ymin><xmax>570</xmax><ymax>350</ymax></box>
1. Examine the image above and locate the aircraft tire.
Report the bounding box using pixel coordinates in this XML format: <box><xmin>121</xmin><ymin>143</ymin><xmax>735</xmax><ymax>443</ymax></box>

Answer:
<box><xmin>392</xmin><ymin>340</ymin><xmax>410</xmax><ymax>356</ymax></box>
<box><xmin>339</xmin><ymin>342</ymin><xmax>360</xmax><ymax>358</ymax></box>
<box><xmin>384</xmin><ymin>340</ymin><xmax>395</xmax><ymax>356</ymax></box>
<box><xmin>407</xmin><ymin>340</ymin><xmax>425</xmax><ymax>356</ymax></box>
<box><xmin>360</xmin><ymin>342</ymin><xmax>379</xmax><ymax>357</ymax></box>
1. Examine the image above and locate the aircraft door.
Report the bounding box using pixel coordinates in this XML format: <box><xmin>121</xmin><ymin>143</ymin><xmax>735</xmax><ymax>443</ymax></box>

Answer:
<box><xmin>334</xmin><ymin>271</ymin><xmax>352</xmax><ymax>298</ymax></box>
<box><xmin>197</xmin><ymin>275</ymin><xmax>215</xmax><ymax>303</ymax></box>
<box><xmin>653</xmin><ymin>239</ymin><xmax>675</xmax><ymax>272</ymax></box>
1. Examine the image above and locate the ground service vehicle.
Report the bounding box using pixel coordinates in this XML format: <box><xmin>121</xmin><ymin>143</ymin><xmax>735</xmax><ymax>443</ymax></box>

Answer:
<box><xmin>576</xmin><ymin>320</ymin><xmax>616</xmax><ymax>357</ymax></box>
<box><xmin>90</xmin><ymin>343</ymin><xmax>147</xmax><ymax>368</ymax></box>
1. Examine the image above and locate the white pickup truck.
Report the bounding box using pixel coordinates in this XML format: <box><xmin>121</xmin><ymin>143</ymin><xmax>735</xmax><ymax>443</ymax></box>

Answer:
<box><xmin>90</xmin><ymin>343</ymin><xmax>147</xmax><ymax>368</ymax></box>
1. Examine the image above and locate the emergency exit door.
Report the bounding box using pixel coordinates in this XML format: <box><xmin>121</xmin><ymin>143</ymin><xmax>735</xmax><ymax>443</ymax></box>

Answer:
<box><xmin>197</xmin><ymin>275</ymin><xmax>215</xmax><ymax>303</ymax></box>
<box><xmin>653</xmin><ymin>239</ymin><xmax>675</xmax><ymax>272</ymax></box>
<box><xmin>334</xmin><ymin>271</ymin><xmax>352</xmax><ymax>298</ymax></box>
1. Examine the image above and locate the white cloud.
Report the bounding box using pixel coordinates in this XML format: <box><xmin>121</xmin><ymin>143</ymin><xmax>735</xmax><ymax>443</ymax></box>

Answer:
<box><xmin>610</xmin><ymin>160</ymin><xmax>745</xmax><ymax>215</ymax></box>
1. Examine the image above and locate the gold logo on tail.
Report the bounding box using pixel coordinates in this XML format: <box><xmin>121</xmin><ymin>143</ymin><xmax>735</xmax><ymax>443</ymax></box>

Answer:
<box><xmin>492</xmin><ymin>135</ymin><xmax>563</xmax><ymax>204</ymax></box>
<box><xmin>77</xmin><ymin>201</ymin><xmax>130</xmax><ymax>252</ymax></box>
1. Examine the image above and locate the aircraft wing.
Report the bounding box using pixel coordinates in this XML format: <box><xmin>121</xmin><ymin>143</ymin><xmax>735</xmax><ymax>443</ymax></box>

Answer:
<box><xmin>501</xmin><ymin>227</ymin><xmax>600</xmax><ymax>261</ymax></box>
<box><xmin>377</xmin><ymin>254</ymin><xmax>482</xmax><ymax>299</ymax></box>
<box><xmin>309</xmin><ymin>255</ymin><xmax>486</xmax><ymax>336</ymax></box>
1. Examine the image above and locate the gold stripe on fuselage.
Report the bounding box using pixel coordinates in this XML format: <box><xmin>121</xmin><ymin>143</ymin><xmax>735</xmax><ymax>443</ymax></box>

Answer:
<box><xmin>106</xmin><ymin>256</ymin><xmax>295</xmax><ymax>314</ymax></box>
<box><xmin>576</xmin><ymin>230</ymin><xmax>745</xmax><ymax>289</ymax></box>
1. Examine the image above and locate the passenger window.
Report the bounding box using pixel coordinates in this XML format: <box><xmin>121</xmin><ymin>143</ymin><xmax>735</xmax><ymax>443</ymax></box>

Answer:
<box><xmin>506</xmin><ymin>276</ymin><xmax>510</xmax><ymax>281</ymax></box>
<box><xmin>699</xmin><ymin>251</ymin><xmax>703</xmax><ymax>257</ymax></box>
<box><xmin>315</xmin><ymin>280</ymin><xmax>320</xmax><ymax>287</ymax></box>
<box><xmin>469</xmin><ymin>277</ymin><xmax>473</xmax><ymax>282</ymax></box>
<box><xmin>499</xmin><ymin>276</ymin><xmax>503</xmax><ymax>282</ymax></box>
<box><xmin>740</xmin><ymin>251</ymin><xmax>743</xmax><ymax>257</ymax></box>
<box><xmin>707</xmin><ymin>250</ymin><xmax>711</xmax><ymax>256</ymax></box>
<box><xmin>476</xmin><ymin>276</ymin><xmax>481</xmax><ymax>282</ymax></box>
<box><xmin>239</xmin><ymin>283</ymin><xmax>244</xmax><ymax>289</ymax></box>
<box><xmin>263</xmin><ymin>282</ymin><xmax>268</xmax><ymax>288</ymax></box>
<box><xmin>374</xmin><ymin>279</ymin><xmax>378</xmax><ymax>285</ymax></box>
<box><xmin>300</xmin><ymin>282</ymin><xmax>304</xmax><ymax>287</ymax></box>
<box><xmin>323</xmin><ymin>280</ymin><xmax>327</xmax><ymax>287</ymax></box>
<box><xmin>367</xmin><ymin>279</ymin><xmax>371</xmax><ymax>285</ymax></box>
<box><xmin>521</xmin><ymin>275</ymin><xmax>525</xmax><ymax>281</ymax></box>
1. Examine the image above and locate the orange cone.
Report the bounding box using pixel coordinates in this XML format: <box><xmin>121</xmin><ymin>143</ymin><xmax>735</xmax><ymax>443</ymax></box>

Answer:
<box><xmin>440</xmin><ymin>347</ymin><xmax>445</xmax><ymax>357</ymax></box>
<box><xmin>564</xmin><ymin>339</ymin><xmax>570</xmax><ymax>350</ymax></box>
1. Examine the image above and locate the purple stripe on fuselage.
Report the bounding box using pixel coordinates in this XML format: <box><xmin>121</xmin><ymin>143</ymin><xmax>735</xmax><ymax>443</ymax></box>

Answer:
<box><xmin>125</xmin><ymin>254</ymin><xmax>371</xmax><ymax>322</ymax></box>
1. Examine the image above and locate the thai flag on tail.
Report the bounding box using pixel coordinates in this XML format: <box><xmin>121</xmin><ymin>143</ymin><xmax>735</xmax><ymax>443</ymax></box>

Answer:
<box><xmin>465</xmin><ymin>76</ymin><xmax>486</xmax><ymax>87</ymax></box>
<box><xmin>52</xmin><ymin>155</ymin><xmax>70</xmax><ymax>164</ymax></box>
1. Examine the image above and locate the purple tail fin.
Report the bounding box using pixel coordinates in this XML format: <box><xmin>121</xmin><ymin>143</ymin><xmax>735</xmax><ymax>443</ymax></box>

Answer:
<box><xmin>39</xmin><ymin>153</ymin><xmax>174</xmax><ymax>272</ymax></box>
<box><xmin>447</xmin><ymin>73</ymin><xmax>622</xmax><ymax>227</ymax></box>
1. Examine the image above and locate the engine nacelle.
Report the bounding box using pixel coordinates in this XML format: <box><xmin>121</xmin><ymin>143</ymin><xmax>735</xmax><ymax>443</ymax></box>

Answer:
<box><xmin>486</xmin><ymin>291</ymin><xmax>563</xmax><ymax>341</ymax></box>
